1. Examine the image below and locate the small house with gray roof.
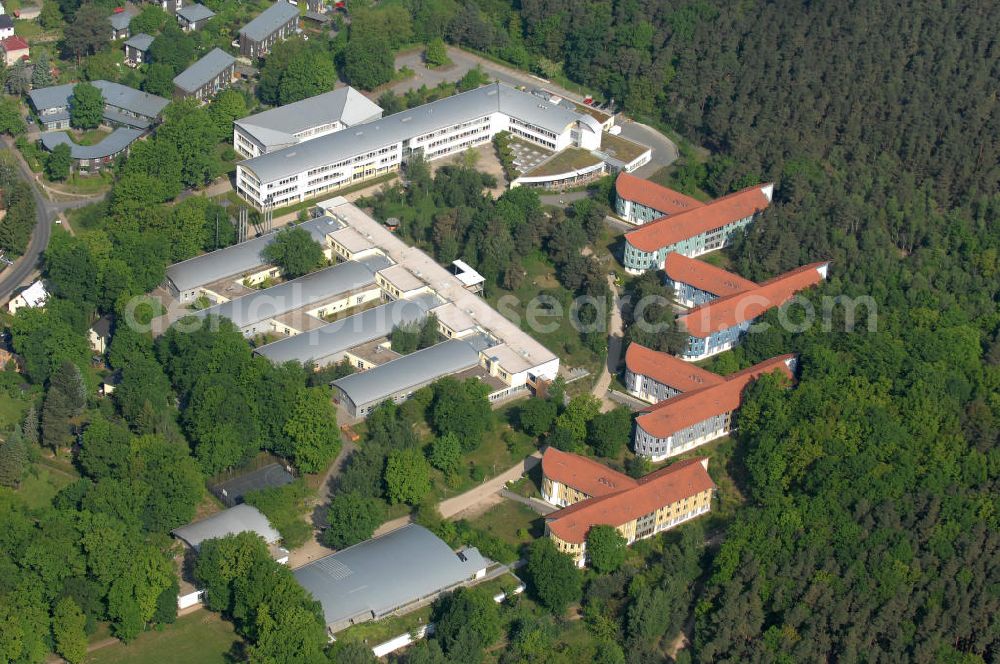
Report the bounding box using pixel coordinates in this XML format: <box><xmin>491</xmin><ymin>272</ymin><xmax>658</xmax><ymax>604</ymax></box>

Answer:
<box><xmin>176</xmin><ymin>2</ymin><xmax>214</xmax><ymax>31</ymax></box>
<box><xmin>124</xmin><ymin>32</ymin><xmax>154</xmax><ymax>66</ymax></box>
<box><xmin>173</xmin><ymin>47</ymin><xmax>235</xmax><ymax>100</ymax></box>
<box><xmin>238</xmin><ymin>0</ymin><xmax>298</xmax><ymax>59</ymax></box>
<box><xmin>108</xmin><ymin>7</ymin><xmax>136</xmax><ymax>40</ymax></box>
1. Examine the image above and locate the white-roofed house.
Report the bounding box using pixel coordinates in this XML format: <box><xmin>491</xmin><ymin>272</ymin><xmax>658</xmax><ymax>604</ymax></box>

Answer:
<box><xmin>7</xmin><ymin>280</ymin><xmax>48</xmax><ymax>313</ymax></box>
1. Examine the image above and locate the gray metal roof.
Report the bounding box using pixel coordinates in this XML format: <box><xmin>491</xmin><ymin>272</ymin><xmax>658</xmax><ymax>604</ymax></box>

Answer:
<box><xmin>165</xmin><ymin>216</ymin><xmax>341</xmax><ymax>292</ymax></box>
<box><xmin>103</xmin><ymin>107</ymin><xmax>151</xmax><ymax>129</ymax></box>
<box><xmin>177</xmin><ymin>3</ymin><xmax>215</xmax><ymax>23</ymax></box>
<box><xmin>294</xmin><ymin>524</ymin><xmax>488</xmax><ymax>630</ymax></box>
<box><xmin>173</xmin><ymin>48</ymin><xmax>235</xmax><ymax>93</ymax></box>
<box><xmin>239</xmin><ymin>0</ymin><xmax>298</xmax><ymax>41</ymax></box>
<box><xmin>332</xmin><ymin>338</ymin><xmax>480</xmax><ymax>408</ymax></box>
<box><xmin>171</xmin><ymin>504</ymin><xmax>280</xmax><ymax>550</ymax></box>
<box><xmin>108</xmin><ymin>8</ymin><xmax>135</xmax><ymax>31</ymax></box>
<box><xmin>254</xmin><ymin>292</ymin><xmax>441</xmax><ymax>365</ymax></box>
<box><xmin>124</xmin><ymin>32</ymin><xmax>155</xmax><ymax>51</ymax></box>
<box><xmin>94</xmin><ymin>80</ymin><xmax>170</xmax><ymax>118</ymax></box>
<box><xmin>195</xmin><ymin>256</ymin><xmax>389</xmax><ymax>329</ymax></box>
<box><xmin>235</xmin><ymin>87</ymin><xmax>382</xmax><ymax>150</ymax></box>
<box><xmin>40</xmin><ymin>128</ymin><xmax>143</xmax><ymax>160</ymax></box>
<box><xmin>241</xmin><ymin>83</ymin><xmax>587</xmax><ymax>183</ymax></box>
<box><xmin>28</xmin><ymin>80</ymin><xmax>168</xmax><ymax>119</ymax></box>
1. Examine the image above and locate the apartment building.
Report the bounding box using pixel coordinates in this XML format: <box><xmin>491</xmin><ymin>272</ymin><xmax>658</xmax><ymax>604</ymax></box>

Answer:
<box><xmin>173</xmin><ymin>48</ymin><xmax>235</xmax><ymax>101</ymax></box>
<box><xmin>541</xmin><ymin>448</ymin><xmax>715</xmax><ymax>567</ymax></box>
<box><xmin>233</xmin><ymin>87</ymin><xmax>383</xmax><ymax>158</ymax></box>
<box><xmin>28</xmin><ymin>80</ymin><xmax>169</xmax><ymax>131</ymax></box>
<box><xmin>622</xmin><ymin>183</ymin><xmax>774</xmax><ymax>274</ymax></box>
<box><xmin>238</xmin><ymin>0</ymin><xmax>298</xmax><ymax>59</ymax></box>
<box><xmin>614</xmin><ymin>171</ymin><xmax>704</xmax><ymax>225</ymax></box>
<box><xmin>623</xmin><ymin>342</ymin><xmax>724</xmax><ymax>403</ymax></box>
<box><xmin>235</xmin><ymin>83</ymin><xmax>603</xmax><ymax>209</ymax></box>
<box><xmin>677</xmin><ymin>262</ymin><xmax>830</xmax><ymax>360</ymax></box>
<box><xmin>633</xmin><ymin>354</ymin><xmax>796</xmax><ymax>461</ymax></box>
<box><xmin>662</xmin><ymin>252</ymin><xmax>758</xmax><ymax>308</ymax></box>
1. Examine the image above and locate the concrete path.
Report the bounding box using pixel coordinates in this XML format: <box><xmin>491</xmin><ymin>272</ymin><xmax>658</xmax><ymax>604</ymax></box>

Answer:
<box><xmin>591</xmin><ymin>274</ymin><xmax>624</xmax><ymax>412</ymax></box>
<box><xmin>373</xmin><ymin>451</ymin><xmax>543</xmax><ymax>537</ymax></box>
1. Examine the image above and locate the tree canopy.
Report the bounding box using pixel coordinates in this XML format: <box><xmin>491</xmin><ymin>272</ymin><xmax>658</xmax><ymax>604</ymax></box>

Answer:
<box><xmin>261</xmin><ymin>227</ymin><xmax>325</xmax><ymax>279</ymax></box>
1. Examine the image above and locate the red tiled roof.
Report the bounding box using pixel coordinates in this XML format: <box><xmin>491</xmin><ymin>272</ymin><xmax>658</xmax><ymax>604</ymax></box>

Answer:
<box><xmin>2</xmin><ymin>36</ymin><xmax>29</xmax><ymax>51</ymax></box>
<box><xmin>625</xmin><ymin>184</ymin><xmax>773</xmax><ymax>253</ymax></box>
<box><xmin>677</xmin><ymin>262</ymin><xmax>829</xmax><ymax>338</ymax></box>
<box><xmin>663</xmin><ymin>253</ymin><xmax>757</xmax><ymax>298</ymax></box>
<box><xmin>615</xmin><ymin>172</ymin><xmax>704</xmax><ymax>217</ymax></box>
<box><xmin>545</xmin><ymin>457</ymin><xmax>715</xmax><ymax>544</ymax></box>
<box><xmin>541</xmin><ymin>447</ymin><xmax>636</xmax><ymax>497</ymax></box>
<box><xmin>635</xmin><ymin>354</ymin><xmax>796</xmax><ymax>439</ymax></box>
<box><xmin>625</xmin><ymin>342</ymin><xmax>725</xmax><ymax>393</ymax></box>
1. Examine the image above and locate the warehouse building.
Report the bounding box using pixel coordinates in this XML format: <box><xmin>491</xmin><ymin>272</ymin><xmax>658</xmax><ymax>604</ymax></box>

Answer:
<box><xmin>633</xmin><ymin>354</ymin><xmax>797</xmax><ymax>460</ymax></box>
<box><xmin>238</xmin><ymin>0</ymin><xmax>298</xmax><ymax>59</ymax></box>
<box><xmin>163</xmin><ymin>216</ymin><xmax>340</xmax><ymax>302</ymax></box>
<box><xmin>236</xmin><ymin>83</ymin><xmax>604</xmax><ymax>209</ymax></box>
<box><xmin>541</xmin><ymin>448</ymin><xmax>715</xmax><ymax>567</ymax></box>
<box><xmin>173</xmin><ymin>47</ymin><xmax>235</xmax><ymax>100</ymax></box>
<box><xmin>677</xmin><ymin>262</ymin><xmax>830</xmax><ymax>360</ymax></box>
<box><xmin>622</xmin><ymin>183</ymin><xmax>774</xmax><ymax>274</ymax></box>
<box><xmin>294</xmin><ymin>524</ymin><xmax>488</xmax><ymax>634</ymax></box>
<box><xmin>234</xmin><ymin>87</ymin><xmax>383</xmax><ymax>158</ymax></box>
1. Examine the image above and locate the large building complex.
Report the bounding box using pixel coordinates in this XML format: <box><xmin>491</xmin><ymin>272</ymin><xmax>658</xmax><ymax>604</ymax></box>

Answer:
<box><xmin>294</xmin><ymin>524</ymin><xmax>487</xmax><ymax>634</ymax></box>
<box><xmin>622</xmin><ymin>183</ymin><xmax>774</xmax><ymax>274</ymax></box>
<box><xmin>614</xmin><ymin>172</ymin><xmax>704</xmax><ymax>225</ymax></box>
<box><xmin>235</xmin><ymin>83</ymin><xmax>604</xmax><ymax>209</ymax></box>
<box><xmin>633</xmin><ymin>353</ymin><xmax>797</xmax><ymax>460</ymax></box>
<box><xmin>164</xmin><ymin>199</ymin><xmax>561</xmax><ymax>417</ymax></box>
<box><xmin>662</xmin><ymin>252</ymin><xmax>758</xmax><ymax>308</ymax></box>
<box><xmin>676</xmin><ymin>261</ymin><xmax>830</xmax><ymax>360</ymax></box>
<box><xmin>238</xmin><ymin>0</ymin><xmax>298</xmax><ymax>59</ymax></box>
<box><xmin>541</xmin><ymin>448</ymin><xmax>715</xmax><ymax>566</ymax></box>
<box><xmin>233</xmin><ymin>87</ymin><xmax>383</xmax><ymax>158</ymax></box>
<box><xmin>624</xmin><ymin>342</ymin><xmax>724</xmax><ymax>403</ymax></box>
<box><xmin>29</xmin><ymin>80</ymin><xmax>169</xmax><ymax>131</ymax></box>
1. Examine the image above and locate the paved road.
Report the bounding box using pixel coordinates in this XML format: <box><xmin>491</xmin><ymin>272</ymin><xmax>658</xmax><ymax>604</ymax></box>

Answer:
<box><xmin>539</xmin><ymin>191</ymin><xmax>590</xmax><ymax>206</ymax></box>
<box><xmin>391</xmin><ymin>47</ymin><xmax>679</xmax><ymax>178</ymax></box>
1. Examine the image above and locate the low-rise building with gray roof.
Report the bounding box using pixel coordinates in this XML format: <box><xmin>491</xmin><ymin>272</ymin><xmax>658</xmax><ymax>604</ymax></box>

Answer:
<box><xmin>294</xmin><ymin>524</ymin><xmax>488</xmax><ymax>633</ymax></box>
<box><xmin>331</xmin><ymin>338</ymin><xmax>483</xmax><ymax>418</ymax></box>
<box><xmin>164</xmin><ymin>215</ymin><xmax>341</xmax><ymax>301</ymax></box>
<box><xmin>176</xmin><ymin>2</ymin><xmax>215</xmax><ymax>30</ymax></box>
<box><xmin>233</xmin><ymin>87</ymin><xmax>382</xmax><ymax>158</ymax></box>
<box><xmin>238</xmin><ymin>1</ymin><xmax>298</xmax><ymax>59</ymax></box>
<box><xmin>28</xmin><ymin>80</ymin><xmax>168</xmax><ymax>131</ymax></box>
<box><xmin>108</xmin><ymin>7</ymin><xmax>136</xmax><ymax>39</ymax></box>
<box><xmin>235</xmin><ymin>82</ymin><xmax>604</xmax><ymax>209</ymax></box>
<box><xmin>254</xmin><ymin>292</ymin><xmax>441</xmax><ymax>367</ymax></box>
<box><xmin>173</xmin><ymin>47</ymin><xmax>236</xmax><ymax>100</ymax></box>
<box><xmin>172</xmin><ymin>504</ymin><xmax>280</xmax><ymax>551</ymax></box>
<box><xmin>40</xmin><ymin>128</ymin><xmax>144</xmax><ymax>173</ymax></box>
<box><xmin>195</xmin><ymin>256</ymin><xmax>390</xmax><ymax>336</ymax></box>
<box><xmin>124</xmin><ymin>33</ymin><xmax>155</xmax><ymax>66</ymax></box>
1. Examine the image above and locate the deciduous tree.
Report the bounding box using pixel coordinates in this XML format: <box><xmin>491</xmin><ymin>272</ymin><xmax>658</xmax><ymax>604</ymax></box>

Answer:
<box><xmin>322</xmin><ymin>491</ymin><xmax>385</xmax><ymax>548</ymax></box>
<box><xmin>52</xmin><ymin>597</ymin><xmax>88</xmax><ymax>664</ymax></box>
<box><xmin>384</xmin><ymin>447</ymin><xmax>431</xmax><ymax>505</ymax></box>
<box><xmin>283</xmin><ymin>386</ymin><xmax>340</xmax><ymax>473</ymax></box>
<box><xmin>586</xmin><ymin>525</ymin><xmax>627</xmax><ymax>573</ymax></box>
<box><xmin>45</xmin><ymin>143</ymin><xmax>73</xmax><ymax>181</ymax></box>
<box><xmin>69</xmin><ymin>82</ymin><xmax>104</xmax><ymax>129</ymax></box>
<box><xmin>261</xmin><ymin>227</ymin><xmax>325</xmax><ymax>278</ymax></box>
<box><xmin>525</xmin><ymin>538</ymin><xmax>582</xmax><ymax>615</ymax></box>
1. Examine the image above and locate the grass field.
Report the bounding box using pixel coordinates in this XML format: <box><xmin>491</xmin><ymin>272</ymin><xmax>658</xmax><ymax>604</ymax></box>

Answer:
<box><xmin>0</xmin><ymin>391</ymin><xmax>30</xmax><ymax>431</ymax></box>
<box><xmin>16</xmin><ymin>466</ymin><xmax>75</xmax><ymax>510</ymax></box>
<box><xmin>86</xmin><ymin>612</ymin><xmax>240</xmax><ymax>664</ymax></box>
<box><xmin>72</xmin><ymin>128</ymin><xmax>113</xmax><ymax>146</ymax></box>
<box><xmin>467</xmin><ymin>500</ymin><xmax>543</xmax><ymax>548</ymax></box>
<box><xmin>524</xmin><ymin>148</ymin><xmax>602</xmax><ymax>177</ymax></box>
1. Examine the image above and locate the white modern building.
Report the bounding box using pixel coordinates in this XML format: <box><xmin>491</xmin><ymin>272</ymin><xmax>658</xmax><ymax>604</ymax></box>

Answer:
<box><xmin>233</xmin><ymin>87</ymin><xmax>383</xmax><ymax>158</ymax></box>
<box><xmin>235</xmin><ymin>83</ymin><xmax>604</xmax><ymax>209</ymax></box>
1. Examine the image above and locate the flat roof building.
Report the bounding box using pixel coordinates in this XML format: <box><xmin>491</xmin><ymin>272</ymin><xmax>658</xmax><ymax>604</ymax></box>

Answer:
<box><xmin>234</xmin><ymin>87</ymin><xmax>383</xmax><ymax>158</ymax></box>
<box><xmin>294</xmin><ymin>524</ymin><xmax>488</xmax><ymax>633</ymax></box>
<box><xmin>173</xmin><ymin>47</ymin><xmax>235</xmax><ymax>101</ymax></box>
<box><xmin>236</xmin><ymin>83</ymin><xmax>603</xmax><ymax>209</ymax></box>
<box><xmin>238</xmin><ymin>1</ymin><xmax>298</xmax><ymax>59</ymax></box>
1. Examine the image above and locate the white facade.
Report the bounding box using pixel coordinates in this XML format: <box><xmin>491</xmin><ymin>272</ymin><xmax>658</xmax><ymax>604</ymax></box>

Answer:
<box><xmin>633</xmin><ymin>414</ymin><xmax>732</xmax><ymax>462</ymax></box>
<box><xmin>7</xmin><ymin>280</ymin><xmax>48</xmax><ymax>313</ymax></box>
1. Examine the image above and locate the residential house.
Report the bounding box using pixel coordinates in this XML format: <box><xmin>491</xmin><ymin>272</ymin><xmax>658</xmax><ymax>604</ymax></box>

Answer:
<box><xmin>7</xmin><ymin>280</ymin><xmax>48</xmax><ymax>313</ymax></box>
<box><xmin>0</xmin><ymin>15</ymin><xmax>13</xmax><ymax>39</ymax></box>
<box><xmin>1</xmin><ymin>35</ymin><xmax>28</xmax><ymax>66</ymax></box>
<box><xmin>89</xmin><ymin>315</ymin><xmax>113</xmax><ymax>354</ymax></box>
<box><xmin>238</xmin><ymin>1</ymin><xmax>298</xmax><ymax>59</ymax></box>
<box><xmin>40</xmin><ymin>127</ymin><xmax>143</xmax><ymax>173</ymax></box>
<box><xmin>541</xmin><ymin>447</ymin><xmax>715</xmax><ymax>566</ymax></box>
<box><xmin>176</xmin><ymin>3</ymin><xmax>214</xmax><ymax>31</ymax></box>
<box><xmin>123</xmin><ymin>32</ymin><xmax>154</xmax><ymax>66</ymax></box>
<box><xmin>108</xmin><ymin>7</ymin><xmax>136</xmax><ymax>40</ymax></box>
<box><xmin>172</xmin><ymin>47</ymin><xmax>235</xmax><ymax>100</ymax></box>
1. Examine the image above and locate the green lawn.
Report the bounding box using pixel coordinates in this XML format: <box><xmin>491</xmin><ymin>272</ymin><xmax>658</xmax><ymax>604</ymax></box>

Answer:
<box><xmin>0</xmin><ymin>391</ymin><xmax>29</xmax><ymax>430</ymax></box>
<box><xmin>467</xmin><ymin>500</ymin><xmax>543</xmax><ymax>548</ymax></box>
<box><xmin>72</xmin><ymin>128</ymin><xmax>112</xmax><ymax>146</ymax></box>
<box><xmin>524</xmin><ymin>148</ymin><xmax>602</xmax><ymax>177</ymax></box>
<box><xmin>336</xmin><ymin>605</ymin><xmax>432</xmax><ymax>646</ymax></box>
<box><xmin>15</xmin><ymin>466</ymin><xmax>75</xmax><ymax>510</ymax></box>
<box><xmin>86</xmin><ymin>612</ymin><xmax>241</xmax><ymax>664</ymax></box>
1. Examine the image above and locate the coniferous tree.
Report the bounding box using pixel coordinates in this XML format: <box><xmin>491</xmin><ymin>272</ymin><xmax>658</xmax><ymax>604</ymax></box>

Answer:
<box><xmin>0</xmin><ymin>431</ymin><xmax>28</xmax><ymax>487</ymax></box>
<box><xmin>22</xmin><ymin>404</ymin><xmax>39</xmax><ymax>445</ymax></box>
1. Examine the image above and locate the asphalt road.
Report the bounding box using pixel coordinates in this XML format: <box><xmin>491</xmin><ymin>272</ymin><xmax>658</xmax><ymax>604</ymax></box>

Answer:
<box><xmin>0</xmin><ymin>137</ymin><xmax>59</xmax><ymax>303</ymax></box>
<box><xmin>392</xmin><ymin>47</ymin><xmax>680</xmax><ymax>177</ymax></box>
